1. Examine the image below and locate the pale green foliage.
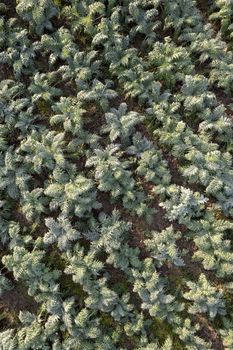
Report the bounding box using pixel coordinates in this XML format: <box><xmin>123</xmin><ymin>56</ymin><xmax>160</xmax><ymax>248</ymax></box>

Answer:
<box><xmin>86</xmin><ymin>144</ymin><xmax>134</xmax><ymax>197</ymax></box>
<box><xmin>86</xmin><ymin>144</ymin><xmax>153</xmax><ymax>219</ymax></box>
<box><xmin>44</xmin><ymin>215</ymin><xmax>80</xmax><ymax>251</ymax></box>
<box><xmin>0</xmin><ymin>79</ymin><xmax>41</xmax><ymax>135</ymax></box>
<box><xmin>159</xmin><ymin>185</ymin><xmax>207</xmax><ymax>224</ymax></box>
<box><xmin>64</xmin><ymin>243</ymin><xmax>104</xmax><ymax>285</ymax></box>
<box><xmin>1</xmin><ymin>0</ymin><xmax>233</xmax><ymax>347</ymax></box>
<box><xmin>61</xmin><ymin>0</ymin><xmax>105</xmax><ymax>36</ymax></box>
<box><xmin>188</xmin><ymin>211</ymin><xmax>233</xmax><ymax>277</ymax></box>
<box><xmin>20</xmin><ymin>188</ymin><xmax>46</xmax><ymax>221</ymax></box>
<box><xmin>74</xmin><ymin>307</ymin><xmax>103</xmax><ymax>341</ymax></box>
<box><xmin>71</xmin><ymin>51</ymin><xmax>101</xmax><ymax>87</ymax></box>
<box><xmin>163</xmin><ymin>0</ymin><xmax>202</xmax><ymax>37</ymax></box>
<box><xmin>16</xmin><ymin>313</ymin><xmax>60</xmax><ymax>349</ymax></box>
<box><xmin>127</xmin><ymin>132</ymin><xmax>153</xmax><ymax>157</ymax></box>
<box><xmin>210</xmin><ymin>54</ymin><xmax>233</xmax><ymax>94</ymax></box>
<box><xmin>0</xmin><ymin>273</ymin><xmax>12</xmax><ymax>295</ymax></box>
<box><xmin>174</xmin><ymin>318</ymin><xmax>212</xmax><ymax>350</ymax></box>
<box><xmin>57</xmin><ymin>50</ymin><xmax>101</xmax><ymax>87</ymax></box>
<box><xmin>0</xmin><ymin>330</ymin><xmax>17</xmax><ymax>350</ymax></box>
<box><xmin>0</xmin><ymin>148</ymin><xmax>30</xmax><ymax>199</ymax></box>
<box><xmin>45</xmin><ymin>175</ymin><xmax>101</xmax><ymax>217</ymax></box>
<box><xmin>41</xmin><ymin>28</ymin><xmax>77</xmax><ymax>66</ymax></box>
<box><xmin>127</xmin><ymin>0</ymin><xmax>161</xmax><ymax>46</ymax></box>
<box><xmin>220</xmin><ymin>319</ymin><xmax>233</xmax><ymax>350</ymax></box>
<box><xmin>85</xmin><ymin>210</ymin><xmax>142</xmax><ymax>272</ymax></box>
<box><xmin>20</xmin><ymin>130</ymin><xmax>66</xmax><ymax>173</ymax></box>
<box><xmin>0</xmin><ymin>79</ymin><xmax>32</xmax><ymax>128</ymax></box>
<box><xmin>136</xmin><ymin>147</ymin><xmax>171</xmax><ymax>186</ymax></box>
<box><xmin>64</xmin><ymin>245</ymin><xmax>135</xmax><ymax>322</ymax></box>
<box><xmin>149</xmin><ymin>37</ymin><xmax>193</xmax><ymax>88</ymax></box>
<box><xmin>145</xmin><ymin>226</ymin><xmax>184</xmax><ymax>267</ymax></box>
<box><xmin>19</xmin><ymin>311</ymin><xmax>36</xmax><ymax>325</ymax></box>
<box><xmin>29</xmin><ymin>72</ymin><xmax>62</xmax><ymax>102</ymax></box>
<box><xmin>2</xmin><ymin>247</ymin><xmax>61</xmax><ymax>299</ymax></box>
<box><xmin>182</xmin><ymin>149</ymin><xmax>233</xmax><ymax>215</ymax></box>
<box><xmin>174</xmin><ymin>74</ymin><xmax>232</xmax><ymax>144</ymax></box>
<box><xmin>77</xmin><ymin>79</ymin><xmax>118</xmax><ymax>111</ymax></box>
<box><xmin>190</xmin><ymin>25</ymin><xmax>226</xmax><ymax>62</ymax></box>
<box><xmin>85</xmin><ymin>277</ymin><xmax>134</xmax><ymax>321</ymax></box>
<box><xmin>0</xmin><ymin>19</ymin><xmax>37</xmax><ymax>77</ymax></box>
<box><xmin>106</xmin><ymin>243</ymin><xmax>142</xmax><ymax>273</ymax></box>
<box><xmin>181</xmin><ymin>75</ymin><xmax>216</xmax><ymax>113</ymax></box>
<box><xmin>121</xmin><ymin>66</ymin><xmax>162</xmax><ymax>105</ymax></box>
<box><xmin>137</xmin><ymin>338</ymin><xmax>173</xmax><ymax>350</ymax></box>
<box><xmin>7</xmin><ymin>221</ymin><xmax>29</xmax><ymax>250</ymax></box>
<box><xmin>87</xmin><ymin>210</ymin><xmax>131</xmax><ymax>255</ymax></box>
<box><xmin>193</xmin><ymin>233</ymin><xmax>233</xmax><ymax>277</ymax></box>
<box><xmin>183</xmin><ymin>274</ymin><xmax>226</xmax><ymax>319</ymax></box>
<box><xmin>51</xmin><ymin>97</ymin><xmax>85</xmax><ymax>136</ymax></box>
<box><xmin>132</xmin><ymin>258</ymin><xmax>184</xmax><ymax>322</ymax></box>
<box><xmin>209</xmin><ymin>0</ymin><xmax>233</xmax><ymax>38</ymax></box>
<box><xmin>102</xmin><ymin>103</ymin><xmax>144</xmax><ymax>145</ymax></box>
<box><xmin>16</xmin><ymin>0</ymin><xmax>58</xmax><ymax>35</ymax></box>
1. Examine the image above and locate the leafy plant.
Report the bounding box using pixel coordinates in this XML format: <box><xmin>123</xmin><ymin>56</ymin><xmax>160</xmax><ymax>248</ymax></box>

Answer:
<box><xmin>44</xmin><ymin>215</ymin><xmax>80</xmax><ymax>251</ymax></box>
<box><xmin>159</xmin><ymin>185</ymin><xmax>208</xmax><ymax>224</ymax></box>
<box><xmin>45</xmin><ymin>175</ymin><xmax>101</xmax><ymax>218</ymax></box>
<box><xmin>77</xmin><ymin>79</ymin><xmax>118</xmax><ymax>111</ymax></box>
<box><xmin>16</xmin><ymin>0</ymin><xmax>58</xmax><ymax>35</ymax></box>
<box><xmin>132</xmin><ymin>258</ymin><xmax>184</xmax><ymax>322</ymax></box>
<box><xmin>102</xmin><ymin>103</ymin><xmax>144</xmax><ymax>145</ymax></box>
<box><xmin>183</xmin><ymin>274</ymin><xmax>226</xmax><ymax>319</ymax></box>
<box><xmin>149</xmin><ymin>37</ymin><xmax>193</xmax><ymax>88</ymax></box>
<box><xmin>145</xmin><ymin>226</ymin><xmax>184</xmax><ymax>267</ymax></box>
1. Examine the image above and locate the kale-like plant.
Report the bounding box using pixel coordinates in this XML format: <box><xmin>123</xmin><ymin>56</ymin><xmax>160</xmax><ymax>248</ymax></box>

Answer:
<box><xmin>148</xmin><ymin>37</ymin><xmax>193</xmax><ymax>88</ymax></box>
<box><xmin>16</xmin><ymin>0</ymin><xmax>58</xmax><ymax>35</ymax></box>
<box><xmin>77</xmin><ymin>79</ymin><xmax>118</xmax><ymax>111</ymax></box>
<box><xmin>45</xmin><ymin>175</ymin><xmax>101</xmax><ymax>217</ymax></box>
<box><xmin>87</xmin><ymin>210</ymin><xmax>131</xmax><ymax>255</ymax></box>
<box><xmin>193</xmin><ymin>233</ymin><xmax>233</xmax><ymax>278</ymax></box>
<box><xmin>174</xmin><ymin>318</ymin><xmax>212</xmax><ymax>350</ymax></box>
<box><xmin>159</xmin><ymin>185</ymin><xmax>207</xmax><ymax>224</ymax></box>
<box><xmin>0</xmin><ymin>19</ymin><xmax>38</xmax><ymax>77</ymax></box>
<box><xmin>29</xmin><ymin>72</ymin><xmax>62</xmax><ymax>102</ymax></box>
<box><xmin>145</xmin><ymin>226</ymin><xmax>184</xmax><ymax>267</ymax></box>
<box><xmin>127</xmin><ymin>0</ymin><xmax>161</xmax><ymax>46</ymax></box>
<box><xmin>102</xmin><ymin>103</ymin><xmax>144</xmax><ymax>145</ymax></box>
<box><xmin>20</xmin><ymin>130</ymin><xmax>66</xmax><ymax>173</ymax></box>
<box><xmin>86</xmin><ymin>144</ymin><xmax>135</xmax><ymax>198</ymax></box>
<box><xmin>61</xmin><ymin>0</ymin><xmax>105</xmax><ymax>36</ymax></box>
<box><xmin>183</xmin><ymin>274</ymin><xmax>226</xmax><ymax>319</ymax></box>
<box><xmin>44</xmin><ymin>215</ymin><xmax>80</xmax><ymax>251</ymax></box>
<box><xmin>21</xmin><ymin>188</ymin><xmax>47</xmax><ymax>221</ymax></box>
<box><xmin>51</xmin><ymin>97</ymin><xmax>85</xmax><ymax>137</ymax></box>
<box><xmin>64</xmin><ymin>243</ymin><xmax>104</xmax><ymax>285</ymax></box>
<box><xmin>41</xmin><ymin>27</ymin><xmax>77</xmax><ymax>66</ymax></box>
<box><xmin>132</xmin><ymin>258</ymin><xmax>184</xmax><ymax>322</ymax></box>
<box><xmin>2</xmin><ymin>246</ymin><xmax>61</xmax><ymax>299</ymax></box>
<box><xmin>136</xmin><ymin>147</ymin><xmax>171</xmax><ymax>186</ymax></box>
<box><xmin>209</xmin><ymin>0</ymin><xmax>233</xmax><ymax>39</ymax></box>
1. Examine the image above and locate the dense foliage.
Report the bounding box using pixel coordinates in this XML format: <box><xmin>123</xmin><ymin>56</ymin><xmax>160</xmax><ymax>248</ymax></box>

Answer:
<box><xmin>0</xmin><ymin>0</ymin><xmax>233</xmax><ymax>349</ymax></box>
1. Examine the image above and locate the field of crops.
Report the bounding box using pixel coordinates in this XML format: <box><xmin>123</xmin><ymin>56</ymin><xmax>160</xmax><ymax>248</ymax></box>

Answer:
<box><xmin>1</xmin><ymin>0</ymin><xmax>233</xmax><ymax>349</ymax></box>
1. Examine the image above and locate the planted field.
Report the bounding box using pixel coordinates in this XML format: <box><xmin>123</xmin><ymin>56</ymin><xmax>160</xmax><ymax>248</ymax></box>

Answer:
<box><xmin>0</xmin><ymin>0</ymin><xmax>233</xmax><ymax>349</ymax></box>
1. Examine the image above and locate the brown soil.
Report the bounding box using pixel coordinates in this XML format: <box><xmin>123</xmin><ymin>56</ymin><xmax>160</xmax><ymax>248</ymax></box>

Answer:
<box><xmin>0</xmin><ymin>283</ymin><xmax>38</xmax><ymax>315</ymax></box>
<box><xmin>197</xmin><ymin>315</ymin><xmax>224</xmax><ymax>350</ymax></box>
